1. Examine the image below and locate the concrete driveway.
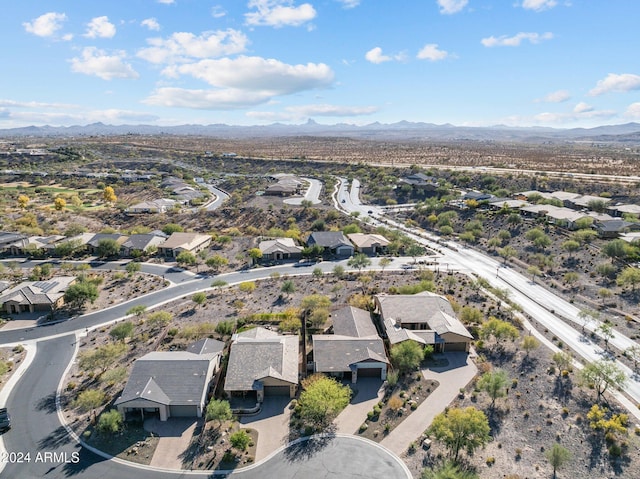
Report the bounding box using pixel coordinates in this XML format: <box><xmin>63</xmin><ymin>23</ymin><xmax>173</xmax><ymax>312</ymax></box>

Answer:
<box><xmin>240</xmin><ymin>397</ymin><xmax>293</xmax><ymax>461</ymax></box>
<box><xmin>334</xmin><ymin>378</ymin><xmax>385</xmax><ymax>434</ymax></box>
<box><xmin>381</xmin><ymin>352</ymin><xmax>477</xmax><ymax>455</ymax></box>
<box><xmin>144</xmin><ymin>417</ymin><xmax>200</xmax><ymax>469</ymax></box>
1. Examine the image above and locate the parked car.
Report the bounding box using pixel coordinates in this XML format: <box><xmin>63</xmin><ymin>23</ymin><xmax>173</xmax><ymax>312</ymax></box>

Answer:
<box><xmin>0</xmin><ymin>408</ymin><xmax>11</xmax><ymax>432</ymax></box>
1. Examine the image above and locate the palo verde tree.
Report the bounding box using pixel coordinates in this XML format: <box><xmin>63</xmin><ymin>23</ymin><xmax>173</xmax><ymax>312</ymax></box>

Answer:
<box><xmin>579</xmin><ymin>359</ymin><xmax>626</xmax><ymax>403</ymax></box>
<box><xmin>545</xmin><ymin>443</ymin><xmax>571</xmax><ymax>479</ymax></box>
<box><xmin>205</xmin><ymin>399</ymin><xmax>232</xmax><ymax>429</ymax></box>
<box><xmin>476</xmin><ymin>369</ymin><xmax>509</xmax><ymax>409</ymax></box>
<box><xmin>297</xmin><ymin>374</ymin><xmax>351</xmax><ymax>430</ymax></box>
<box><xmin>428</xmin><ymin>406</ymin><xmax>490</xmax><ymax>462</ymax></box>
<box><xmin>390</xmin><ymin>340</ymin><xmax>424</xmax><ymax>373</ymax></box>
<box><xmin>347</xmin><ymin>252</ymin><xmax>371</xmax><ymax>273</ymax></box>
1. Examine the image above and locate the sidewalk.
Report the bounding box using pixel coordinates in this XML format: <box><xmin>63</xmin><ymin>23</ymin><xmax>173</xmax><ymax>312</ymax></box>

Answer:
<box><xmin>380</xmin><ymin>352</ymin><xmax>477</xmax><ymax>455</ymax></box>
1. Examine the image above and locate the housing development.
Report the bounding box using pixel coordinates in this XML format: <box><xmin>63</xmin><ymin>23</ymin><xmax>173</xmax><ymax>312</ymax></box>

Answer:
<box><xmin>0</xmin><ymin>131</ymin><xmax>639</xmax><ymax>479</ymax></box>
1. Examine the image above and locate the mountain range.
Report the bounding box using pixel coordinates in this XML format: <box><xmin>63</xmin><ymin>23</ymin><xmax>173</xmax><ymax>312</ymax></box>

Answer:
<box><xmin>2</xmin><ymin>120</ymin><xmax>640</xmax><ymax>144</ymax></box>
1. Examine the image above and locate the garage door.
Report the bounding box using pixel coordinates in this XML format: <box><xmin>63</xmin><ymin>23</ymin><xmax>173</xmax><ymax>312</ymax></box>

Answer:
<box><xmin>358</xmin><ymin>368</ymin><xmax>382</xmax><ymax>378</ymax></box>
<box><xmin>264</xmin><ymin>385</ymin><xmax>290</xmax><ymax>396</ymax></box>
<box><xmin>170</xmin><ymin>405</ymin><xmax>198</xmax><ymax>417</ymax></box>
<box><xmin>445</xmin><ymin>342</ymin><xmax>468</xmax><ymax>352</ymax></box>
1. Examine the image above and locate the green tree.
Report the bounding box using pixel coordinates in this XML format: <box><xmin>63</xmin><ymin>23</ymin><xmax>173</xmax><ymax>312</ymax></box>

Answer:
<box><xmin>126</xmin><ymin>304</ymin><xmax>147</xmax><ymax>317</ymax></box>
<box><xmin>230</xmin><ymin>430</ymin><xmax>251</xmax><ymax>451</ymax></box>
<box><xmin>248</xmin><ymin>247</ymin><xmax>263</xmax><ymax>264</ymax></box>
<box><xmin>597</xmin><ymin>322</ymin><xmax>614</xmax><ymax>350</ymax></box>
<box><xmin>146</xmin><ymin>311</ymin><xmax>172</xmax><ymax>329</ymax></box>
<box><xmin>406</xmin><ymin>244</ymin><xmax>426</xmax><ymax>263</ymax></box>
<box><xmin>64</xmin><ymin>281</ymin><xmax>99</xmax><ymax>309</ymax></box>
<box><xmin>125</xmin><ymin>262</ymin><xmax>141</xmax><ymax>276</ymax></box>
<box><xmin>297</xmin><ymin>374</ymin><xmax>351</xmax><ymax>429</ymax></box>
<box><xmin>603</xmin><ymin>239</ymin><xmax>631</xmax><ymax>263</ymax></box>
<box><xmin>96</xmin><ymin>238</ymin><xmax>120</xmax><ymax>258</ymax></box>
<box><xmin>281</xmin><ymin>279</ymin><xmax>296</xmax><ymax>298</ymax></box>
<box><xmin>74</xmin><ymin>389</ymin><xmax>107</xmax><ymax>422</ymax></box>
<box><xmin>348</xmin><ymin>252</ymin><xmax>371</xmax><ymax>272</ymax></box>
<box><xmin>479</xmin><ymin>317</ymin><xmax>519</xmax><ymax>349</ymax></box>
<box><xmin>78</xmin><ymin>342</ymin><xmax>127</xmax><ymax>374</ymax></box>
<box><xmin>332</xmin><ymin>264</ymin><xmax>345</xmax><ymax>278</ymax></box>
<box><xmin>545</xmin><ymin>443</ymin><xmax>571</xmax><ymax>479</ymax></box>
<box><xmin>561</xmin><ymin>240</ymin><xmax>580</xmax><ymax>258</ymax></box>
<box><xmin>97</xmin><ymin>409</ymin><xmax>123</xmax><ymax>434</ymax></box>
<box><xmin>527</xmin><ymin>265</ymin><xmax>543</xmax><ymax>282</ymax></box>
<box><xmin>192</xmin><ymin>292</ymin><xmax>207</xmax><ymax>308</ymax></box>
<box><xmin>301</xmin><ymin>294</ymin><xmax>331</xmax><ymax>311</ymax></box>
<box><xmin>477</xmin><ymin>369</ymin><xmax>508</xmax><ymax>408</ymax></box>
<box><xmin>428</xmin><ymin>407</ymin><xmax>490</xmax><ymax>461</ymax></box>
<box><xmin>109</xmin><ymin>321</ymin><xmax>135</xmax><ymax>342</ymax></box>
<box><xmin>162</xmin><ymin>223</ymin><xmax>184</xmax><ymax>235</ymax></box>
<box><xmin>552</xmin><ymin>351</ymin><xmax>573</xmax><ymax>374</ymax></box>
<box><xmin>390</xmin><ymin>340</ymin><xmax>424</xmax><ymax>373</ymax></box>
<box><xmin>206</xmin><ymin>254</ymin><xmax>228</xmax><ymax>271</ymax></box>
<box><xmin>498</xmin><ymin>246</ymin><xmax>517</xmax><ymax>264</ymax></box>
<box><xmin>206</xmin><ymin>399</ymin><xmax>232</xmax><ymax>428</ymax></box>
<box><xmin>54</xmin><ymin>239</ymin><xmax>83</xmax><ymax>259</ymax></box>
<box><xmin>421</xmin><ymin>461</ymin><xmax>478</xmax><ymax>479</ymax></box>
<box><xmin>617</xmin><ymin>266</ymin><xmax>640</xmax><ymax>290</ymax></box>
<box><xmin>176</xmin><ymin>250</ymin><xmax>197</xmax><ymax>267</ymax></box>
<box><xmin>379</xmin><ymin>257</ymin><xmax>392</xmax><ymax>272</ymax></box>
<box><xmin>579</xmin><ymin>359</ymin><xmax>626</xmax><ymax>402</ymax></box>
<box><xmin>53</xmin><ymin>197</ymin><xmax>67</xmax><ymax>211</ymax></box>
<box><xmin>521</xmin><ymin>335</ymin><xmax>540</xmax><ymax>357</ymax></box>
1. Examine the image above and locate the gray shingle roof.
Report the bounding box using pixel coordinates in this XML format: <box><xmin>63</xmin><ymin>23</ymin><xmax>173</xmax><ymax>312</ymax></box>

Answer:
<box><xmin>224</xmin><ymin>327</ymin><xmax>299</xmax><ymax>392</ymax></box>
<box><xmin>307</xmin><ymin>231</ymin><xmax>352</xmax><ymax>249</ymax></box>
<box><xmin>114</xmin><ymin>350</ymin><xmax>215</xmax><ymax>407</ymax></box>
<box><xmin>312</xmin><ymin>335</ymin><xmax>388</xmax><ymax>373</ymax></box>
<box><xmin>376</xmin><ymin>292</ymin><xmax>472</xmax><ymax>341</ymax></box>
<box><xmin>332</xmin><ymin>306</ymin><xmax>378</xmax><ymax>338</ymax></box>
<box><xmin>0</xmin><ymin>276</ymin><xmax>76</xmax><ymax>307</ymax></box>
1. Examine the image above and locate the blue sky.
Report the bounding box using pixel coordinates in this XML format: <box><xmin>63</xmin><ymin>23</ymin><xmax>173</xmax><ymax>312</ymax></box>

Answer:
<box><xmin>1</xmin><ymin>0</ymin><xmax>639</xmax><ymax>129</ymax></box>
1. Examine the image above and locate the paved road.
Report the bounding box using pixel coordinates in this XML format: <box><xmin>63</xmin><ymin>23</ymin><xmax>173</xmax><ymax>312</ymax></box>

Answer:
<box><xmin>283</xmin><ymin>177</ymin><xmax>322</xmax><ymax>205</ymax></box>
<box><xmin>204</xmin><ymin>184</ymin><xmax>230</xmax><ymax>211</ymax></box>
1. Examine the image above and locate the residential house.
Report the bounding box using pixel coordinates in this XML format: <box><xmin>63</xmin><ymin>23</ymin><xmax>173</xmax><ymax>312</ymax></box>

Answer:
<box><xmin>126</xmin><ymin>199</ymin><xmax>178</xmax><ymax>214</ymax></box>
<box><xmin>114</xmin><ymin>338</ymin><xmax>224</xmax><ymax>421</ymax></box>
<box><xmin>224</xmin><ymin>327</ymin><xmax>299</xmax><ymax>401</ymax></box>
<box><xmin>347</xmin><ymin>233</ymin><xmax>390</xmax><ymax>255</ymax></box>
<box><xmin>375</xmin><ymin>292</ymin><xmax>473</xmax><ymax>352</ymax></box>
<box><xmin>0</xmin><ymin>232</ymin><xmax>27</xmax><ymax>253</ymax></box>
<box><xmin>7</xmin><ymin>235</ymin><xmax>65</xmax><ymax>256</ymax></box>
<box><xmin>607</xmin><ymin>204</ymin><xmax>640</xmax><ymax>218</ymax></box>
<box><xmin>462</xmin><ymin>191</ymin><xmax>494</xmax><ymax>202</ymax></box>
<box><xmin>312</xmin><ymin>306</ymin><xmax>388</xmax><ymax>382</ymax></box>
<box><xmin>258</xmin><ymin>238</ymin><xmax>303</xmax><ymax>261</ymax></box>
<box><xmin>399</xmin><ymin>172</ymin><xmax>439</xmax><ymax>190</ymax></box>
<box><xmin>120</xmin><ymin>233</ymin><xmax>167</xmax><ymax>257</ymax></box>
<box><xmin>0</xmin><ymin>276</ymin><xmax>76</xmax><ymax>314</ymax></box>
<box><xmin>569</xmin><ymin>194</ymin><xmax>612</xmax><ymax>210</ymax></box>
<box><xmin>157</xmin><ymin>232</ymin><xmax>212</xmax><ymax>259</ymax></box>
<box><xmin>86</xmin><ymin>233</ymin><xmax>129</xmax><ymax>256</ymax></box>
<box><xmin>306</xmin><ymin>231</ymin><xmax>354</xmax><ymax>257</ymax></box>
<box><xmin>594</xmin><ymin>219</ymin><xmax>640</xmax><ymax>238</ymax></box>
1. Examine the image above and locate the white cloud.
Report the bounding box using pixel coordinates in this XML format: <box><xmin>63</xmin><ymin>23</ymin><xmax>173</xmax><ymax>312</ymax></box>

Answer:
<box><xmin>437</xmin><ymin>0</ymin><xmax>468</xmax><ymax>14</ymax></box>
<box><xmin>146</xmin><ymin>56</ymin><xmax>334</xmax><ymax>110</ymax></box>
<box><xmin>417</xmin><ymin>44</ymin><xmax>449</xmax><ymax>61</ymax></box>
<box><xmin>137</xmin><ymin>29</ymin><xmax>248</xmax><ymax>64</ymax></box>
<box><xmin>164</xmin><ymin>56</ymin><xmax>333</xmax><ymax>92</ymax></box>
<box><xmin>144</xmin><ymin>87</ymin><xmax>275</xmax><ymax>109</ymax></box>
<box><xmin>533</xmin><ymin>108</ymin><xmax>616</xmax><ymax>124</ymax></box>
<box><xmin>365</xmin><ymin>47</ymin><xmax>391</xmax><ymax>64</ymax></box>
<box><xmin>537</xmin><ymin>89</ymin><xmax>570</xmax><ymax>103</ymax></box>
<box><xmin>625</xmin><ymin>102</ymin><xmax>640</xmax><ymax>119</ymax></box>
<box><xmin>84</xmin><ymin>16</ymin><xmax>117</xmax><ymax>39</ymax></box>
<box><xmin>23</xmin><ymin>12</ymin><xmax>67</xmax><ymax>38</ymax></box>
<box><xmin>336</xmin><ymin>0</ymin><xmax>360</xmax><ymax>8</ymax></box>
<box><xmin>158</xmin><ymin>0</ymin><xmax>175</xmax><ymax>4</ymax></box>
<box><xmin>0</xmin><ymin>99</ymin><xmax>78</xmax><ymax>109</ymax></box>
<box><xmin>481</xmin><ymin>32</ymin><xmax>553</xmax><ymax>47</ymax></box>
<box><xmin>245</xmin><ymin>0</ymin><xmax>316</xmax><ymax>28</ymax></box>
<box><xmin>141</xmin><ymin>18</ymin><xmax>161</xmax><ymax>31</ymax></box>
<box><xmin>588</xmin><ymin>73</ymin><xmax>640</xmax><ymax>96</ymax></box>
<box><xmin>573</xmin><ymin>102</ymin><xmax>593</xmax><ymax>113</ymax></box>
<box><xmin>70</xmin><ymin>47</ymin><xmax>139</xmax><ymax>80</ymax></box>
<box><xmin>521</xmin><ymin>0</ymin><xmax>557</xmax><ymax>11</ymax></box>
<box><xmin>247</xmin><ymin>103</ymin><xmax>377</xmax><ymax>121</ymax></box>
<box><xmin>211</xmin><ymin>5</ymin><xmax>227</xmax><ymax>18</ymax></box>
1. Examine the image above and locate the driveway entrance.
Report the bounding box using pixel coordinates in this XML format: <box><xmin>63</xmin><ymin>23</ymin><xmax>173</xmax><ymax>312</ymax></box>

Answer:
<box><xmin>144</xmin><ymin>417</ymin><xmax>200</xmax><ymax>469</ymax></box>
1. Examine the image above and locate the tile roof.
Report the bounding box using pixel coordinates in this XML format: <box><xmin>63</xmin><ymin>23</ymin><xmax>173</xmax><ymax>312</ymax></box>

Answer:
<box><xmin>225</xmin><ymin>327</ymin><xmax>299</xmax><ymax>392</ymax></box>
<box><xmin>331</xmin><ymin>306</ymin><xmax>378</xmax><ymax>338</ymax></box>
<box><xmin>0</xmin><ymin>276</ymin><xmax>76</xmax><ymax>307</ymax></box>
<box><xmin>347</xmin><ymin>233</ymin><xmax>390</xmax><ymax>249</ymax></box>
<box><xmin>312</xmin><ymin>335</ymin><xmax>388</xmax><ymax>373</ymax></box>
